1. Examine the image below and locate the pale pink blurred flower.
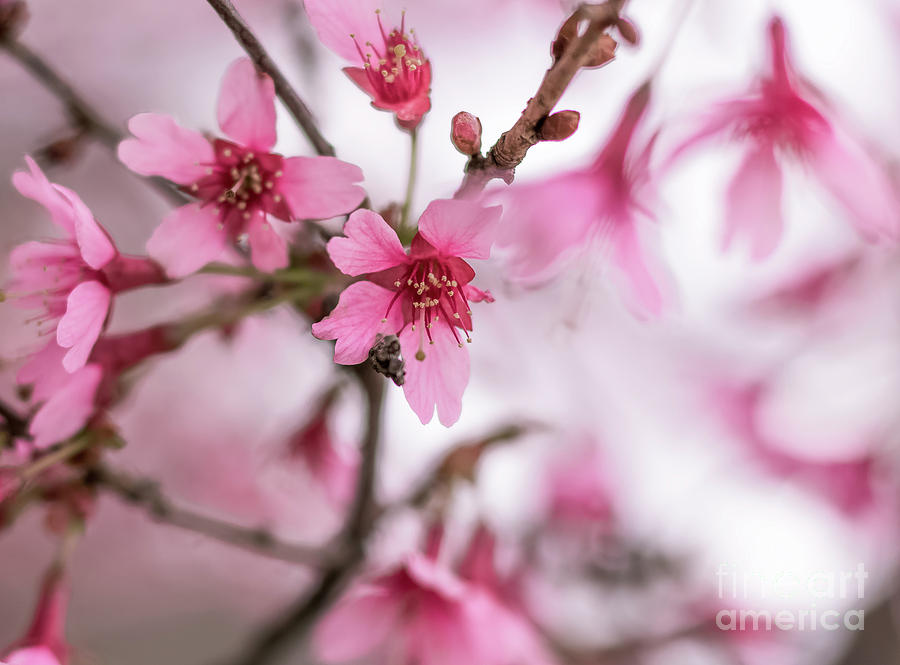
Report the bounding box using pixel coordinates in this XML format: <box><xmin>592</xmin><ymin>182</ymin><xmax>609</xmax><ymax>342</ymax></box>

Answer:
<box><xmin>304</xmin><ymin>0</ymin><xmax>431</xmax><ymax>130</ymax></box>
<box><xmin>495</xmin><ymin>82</ymin><xmax>668</xmax><ymax>317</ymax></box>
<box><xmin>8</xmin><ymin>157</ymin><xmax>165</xmax><ymax>373</ymax></box>
<box><xmin>286</xmin><ymin>390</ymin><xmax>358</xmax><ymax>504</ymax></box>
<box><xmin>118</xmin><ymin>57</ymin><xmax>366</xmax><ymax>276</ymax></box>
<box><xmin>315</xmin><ymin>552</ymin><xmax>553</xmax><ymax>665</ymax></box>
<box><xmin>312</xmin><ymin>199</ymin><xmax>501</xmax><ymax>426</ymax></box>
<box><xmin>545</xmin><ymin>443</ymin><xmax>615</xmax><ymax>524</ymax></box>
<box><xmin>715</xmin><ymin>380</ymin><xmax>875</xmax><ymax>515</ymax></box>
<box><xmin>3</xmin><ymin>568</ymin><xmax>68</xmax><ymax>665</ymax></box>
<box><xmin>746</xmin><ymin>253</ymin><xmax>860</xmax><ymax>317</ymax></box>
<box><xmin>674</xmin><ymin>17</ymin><xmax>899</xmax><ymax>259</ymax></box>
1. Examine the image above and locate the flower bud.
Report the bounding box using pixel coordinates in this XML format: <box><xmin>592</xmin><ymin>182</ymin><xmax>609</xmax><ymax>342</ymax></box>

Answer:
<box><xmin>539</xmin><ymin>110</ymin><xmax>580</xmax><ymax>141</ymax></box>
<box><xmin>552</xmin><ymin>14</ymin><xmax>617</xmax><ymax>68</ymax></box>
<box><xmin>450</xmin><ymin>111</ymin><xmax>482</xmax><ymax>156</ymax></box>
<box><xmin>0</xmin><ymin>1</ymin><xmax>28</xmax><ymax>41</ymax></box>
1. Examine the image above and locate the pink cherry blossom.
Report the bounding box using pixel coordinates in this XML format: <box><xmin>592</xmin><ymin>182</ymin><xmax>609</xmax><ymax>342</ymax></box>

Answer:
<box><xmin>545</xmin><ymin>442</ymin><xmax>615</xmax><ymax>524</ymax></box>
<box><xmin>8</xmin><ymin>157</ymin><xmax>166</xmax><ymax>373</ymax></box>
<box><xmin>673</xmin><ymin>17</ymin><xmax>899</xmax><ymax>259</ymax></box>
<box><xmin>4</xmin><ymin>568</ymin><xmax>68</xmax><ymax>665</ymax></box>
<box><xmin>315</xmin><ymin>552</ymin><xmax>553</xmax><ymax>665</ymax></box>
<box><xmin>495</xmin><ymin>82</ymin><xmax>668</xmax><ymax>317</ymax></box>
<box><xmin>17</xmin><ymin>328</ymin><xmax>176</xmax><ymax>449</ymax></box>
<box><xmin>312</xmin><ymin>199</ymin><xmax>500</xmax><ymax>426</ymax></box>
<box><xmin>118</xmin><ymin>57</ymin><xmax>366</xmax><ymax>276</ymax></box>
<box><xmin>304</xmin><ymin>0</ymin><xmax>431</xmax><ymax>130</ymax></box>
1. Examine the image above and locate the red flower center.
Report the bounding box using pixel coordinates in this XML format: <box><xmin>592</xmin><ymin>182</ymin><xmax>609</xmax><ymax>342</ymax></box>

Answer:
<box><xmin>354</xmin><ymin>12</ymin><xmax>427</xmax><ymax>107</ymax></box>
<box><xmin>374</xmin><ymin>253</ymin><xmax>475</xmax><ymax>358</ymax></box>
<box><xmin>185</xmin><ymin>139</ymin><xmax>291</xmax><ymax>233</ymax></box>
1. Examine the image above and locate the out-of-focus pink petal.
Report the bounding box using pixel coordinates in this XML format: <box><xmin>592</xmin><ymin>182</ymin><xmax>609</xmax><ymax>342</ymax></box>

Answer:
<box><xmin>279</xmin><ymin>156</ymin><xmax>365</xmax><ymax>221</ymax></box>
<box><xmin>11</xmin><ymin>156</ymin><xmax>75</xmax><ymax>235</ymax></box>
<box><xmin>417</xmin><ymin>199</ymin><xmax>501</xmax><ymax>260</ymax></box>
<box><xmin>29</xmin><ymin>364</ymin><xmax>102</xmax><ymax>449</ymax></box>
<box><xmin>314</xmin><ymin>587</ymin><xmax>401</xmax><ymax>663</ymax></box>
<box><xmin>117</xmin><ymin>113</ymin><xmax>214</xmax><ymax>185</ymax></box>
<box><xmin>611</xmin><ymin>220</ymin><xmax>665</xmax><ymax>318</ymax></box>
<box><xmin>807</xmin><ymin>131</ymin><xmax>900</xmax><ymax>242</ymax></box>
<box><xmin>399</xmin><ymin>324</ymin><xmax>469</xmax><ymax>426</ymax></box>
<box><xmin>146</xmin><ymin>204</ymin><xmax>228</xmax><ymax>278</ymax></box>
<box><xmin>326</xmin><ymin>209</ymin><xmax>407</xmax><ymax>276</ymax></box>
<box><xmin>6</xmin><ymin>646</ymin><xmax>62</xmax><ymax>665</ymax></box>
<box><xmin>217</xmin><ymin>58</ymin><xmax>277</xmax><ymax>152</ymax></box>
<box><xmin>312</xmin><ymin>281</ymin><xmax>403</xmax><ymax>364</ymax></box>
<box><xmin>247</xmin><ymin>214</ymin><xmax>289</xmax><ymax>272</ymax></box>
<box><xmin>723</xmin><ymin>144</ymin><xmax>784</xmax><ymax>260</ymax></box>
<box><xmin>56</xmin><ymin>281</ymin><xmax>111</xmax><ymax>372</ymax></box>
<box><xmin>303</xmin><ymin>0</ymin><xmax>383</xmax><ymax>63</ymax></box>
<box><xmin>17</xmin><ymin>342</ymin><xmax>70</xmax><ymax>402</ymax></box>
<box><xmin>496</xmin><ymin>173</ymin><xmax>598</xmax><ymax>281</ymax></box>
<box><xmin>53</xmin><ymin>187</ymin><xmax>116</xmax><ymax>269</ymax></box>
<box><xmin>463</xmin><ymin>285</ymin><xmax>494</xmax><ymax>303</ymax></box>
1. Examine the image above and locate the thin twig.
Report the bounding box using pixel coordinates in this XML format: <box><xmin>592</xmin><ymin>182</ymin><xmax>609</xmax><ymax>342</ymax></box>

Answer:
<box><xmin>219</xmin><ymin>364</ymin><xmax>384</xmax><ymax>665</ymax></box>
<box><xmin>88</xmin><ymin>464</ymin><xmax>324</xmax><ymax>567</ymax></box>
<box><xmin>455</xmin><ymin>0</ymin><xmax>626</xmax><ymax>198</ymax></box>
<box><xmin>0</xmin><ymin>38</ymin><xmax>186</xmax><ymax>206</ymax></box>
<box><xmin>205</xmin><ymin>0</ymin><xmax>336</xmax><ymax>157</ymax></box>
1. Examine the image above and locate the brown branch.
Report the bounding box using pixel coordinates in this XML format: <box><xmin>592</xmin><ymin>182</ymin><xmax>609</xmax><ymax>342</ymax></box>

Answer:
<box><xmin>205</xmin><ymin>0</ymin><xmax>336</xmax><ymax>157</ymax></box>
<box><xmin>0</xmin><ymin>37</ymin><xmax>187</xmax><ymax>206</ymax></box>
<box><xmin>217</xmin><ymin>363</ymin><xmax>385</xmax><ymax>665</ymax></box>
<box><xmin>455</xmin><ymin>0</ymin><xmax>627</xmax><ymax>198</ymax></box>
<box><xmin>88</xmin><ymin>464</ymin><xmax>324</xmax><ymax>567</ymax></box>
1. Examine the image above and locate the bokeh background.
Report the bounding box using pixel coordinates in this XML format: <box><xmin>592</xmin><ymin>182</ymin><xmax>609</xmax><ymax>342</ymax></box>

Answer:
<box><xmin>3</xmin><ymin>0</ymin><xmax>900</xmax><ymax>663</ymax></box>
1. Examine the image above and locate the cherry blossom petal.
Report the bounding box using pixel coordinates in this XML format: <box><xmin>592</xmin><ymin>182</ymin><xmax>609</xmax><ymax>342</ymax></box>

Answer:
<box><xmin>610</xmin><ymin>220</ymin><xmax>665</xmax><ymax>318</ymax></box>
<box><xmin>217</xmin><ymin>58</ymin><xmax>277</xmax><ymax>152</ymax></box>
<box><xmin>312</xmin><ymin>281</ymin><xmax>403</xmax><ymax>364</ymax></box>
<box><xmin>247</xmin><ymin>214</ymin><xmax>289</xmax><ymax>272</ymax></box>
<box><xmin>399</xmin><ymin>324</ymin><xmax>469</xmax><ymax>426</ymax></box>
<box><xmin>807</xmin><ymin>130</ymin><xmax>900</xmax><ymax>242</ymax></box>
<box><xmin>327</xmin><ymin>209</ymin><xmax>407</xmax><ymax>276</ymax></box>
<box><xmin>29</xmin><ymin>364</ymin><xmax>102</xmax><ymax>449</ymax></box>
<box><xmin>315</xmin><ymin>587</ymin><xmax>401</xmax><ymax>663</ymax></box>
<box><xmin>117</xmin><ymin>113</ymin><xmax>214</xmax><ymax>185</ymax></box>
<box><xmin>279</xmin><ymin>156</ymin><xmax>365</xmax><ymax>221</ymax></box>
<box><xmin>723</xmin><ymin>144</ymin><xmax>784</xmax><ymax>260</ymax></box>
<box><xmin>417</xmin><ymin>199</ymin><xmax>502</xmax><ymax>261</ymax></box>
<box><xmin>6</xmin><ymin>647</ymin><xmax>62</xmax><ymax>665</ymax></box>
<box><xmin>56</xmin><ymin>281</ymin><xmax>111</xmax><ymax>372</ymax></box>
<box><xmin>11</xmin><ymin>156</ymin><xmax>76</xmax><ymax>235</ymax></box>
<box><xmin>54</xmin><ymin>186</ymin><xmax>116</xmax><ymax>269</ymax></box>
<box><xmin>17</xmin><ymin>342</ymin><xmax>70</xmax><ymax>403</ymax></box>
<box><xmin>303</xmin><ymin>0</ymin><xmax>384</xmax><ymax>63</ymax></box>
<box><xmin>343</xmin><ymin>66</ymin><xmax>378</xmax><ymax>97</ymax></box>
<box><xmin>496</xmin><ymin>173</ymin><xmax>598</xmax><ymax>281</ymax></box>
<box><xmin>146</xmin><ymin>204</ymin><xmax>228</xmax><ymax>278</ymax></box>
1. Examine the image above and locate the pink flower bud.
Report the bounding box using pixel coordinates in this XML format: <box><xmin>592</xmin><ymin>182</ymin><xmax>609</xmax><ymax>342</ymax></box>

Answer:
<box><xmin>450</xmin><ymin>112</ymin><xmax>482</xmax><ymax>155</ymax></box>
<box><xmin>539</xmin><ymin>110</ymin><xmax>580</xmax><ymax>141</ymax></box>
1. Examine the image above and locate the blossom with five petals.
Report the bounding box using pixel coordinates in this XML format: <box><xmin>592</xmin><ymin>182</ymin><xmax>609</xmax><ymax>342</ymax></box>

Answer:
<box><xmin>118</xmin><ymin>57</ymin><xmax>366</xmax><ymax>276</ymax></box>
<box><xmin>312</xmin><ymin>199</ymin><xmax>500</xmax><ymax>426</ymax></box>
